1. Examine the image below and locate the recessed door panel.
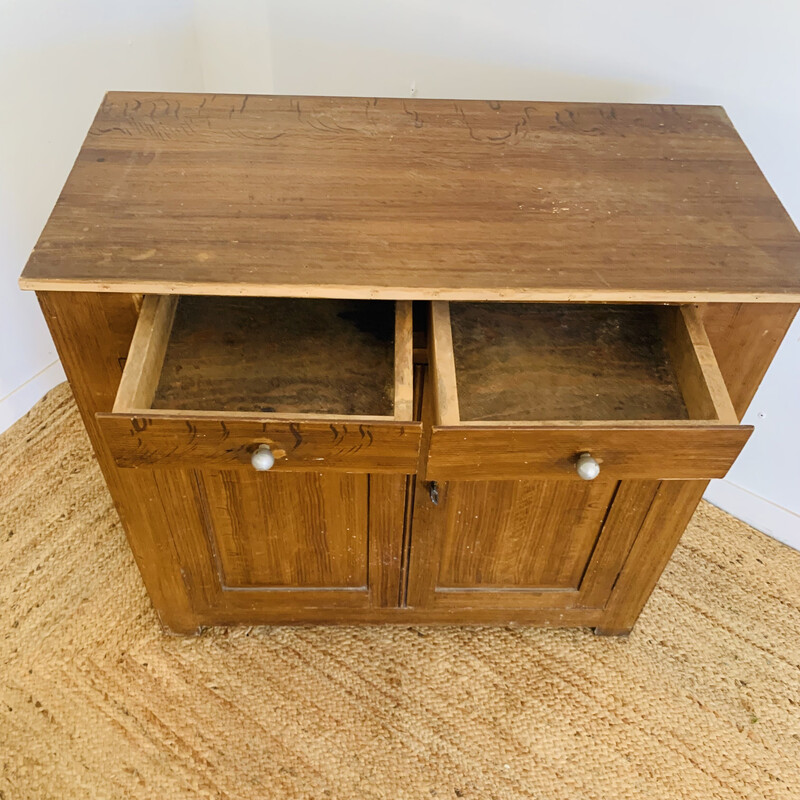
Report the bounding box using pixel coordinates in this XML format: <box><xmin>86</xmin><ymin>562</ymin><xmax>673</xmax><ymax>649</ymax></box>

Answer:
<box><xmin>437</xmin><ymin>479</ymin><xmax>618</xmax><ymax>590</ymax></box>
<box><xmin>198</xmin><ymin>470</ymin><xmax>368</xmax><ymax>590</ymax></box>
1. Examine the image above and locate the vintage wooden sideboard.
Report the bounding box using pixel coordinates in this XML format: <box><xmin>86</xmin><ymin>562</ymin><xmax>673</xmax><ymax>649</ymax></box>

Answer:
<box><xmin>20</xmin><ymin>93</ymin><xmax>800</xmax><ymax>634</ymax></box>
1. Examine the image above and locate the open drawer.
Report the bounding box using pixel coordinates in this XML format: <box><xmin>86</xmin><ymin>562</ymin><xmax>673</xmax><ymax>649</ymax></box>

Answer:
<box><xmin>426</xmin><ymin>302</ymin><xmax>752</xmax><ymax>481</ymax></box>
<box><xmin>97</xmin><ymin>296</ymin><xmax>422</xmax><ymax>472</ymax></box>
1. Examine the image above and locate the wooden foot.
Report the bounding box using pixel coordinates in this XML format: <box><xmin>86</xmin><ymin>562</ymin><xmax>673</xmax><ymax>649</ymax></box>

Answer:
<box><xmin>594</xmin><ymin>626</ymin><xmax>633</xmax><ymax>637</ymax></box>
<box><xmin>159</xmin><ymin>618</ymin><xmax>205</xmax><ymax>636</ymax></box>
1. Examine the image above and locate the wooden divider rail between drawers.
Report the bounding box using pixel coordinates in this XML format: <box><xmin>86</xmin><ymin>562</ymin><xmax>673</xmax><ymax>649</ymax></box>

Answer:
<box><xmin>96</xmin><ymin>296</ymin><xmax>422</xmax><ymax>473</ymax></box>
<box><xmin>426</xmin><ymin>301</ymin><xmax>753</xmax><ymax>481</ymax></box>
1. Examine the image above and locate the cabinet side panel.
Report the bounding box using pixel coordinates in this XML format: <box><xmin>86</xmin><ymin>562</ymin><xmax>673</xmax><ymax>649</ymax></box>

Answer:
<box><xmin>37</xmin><ymin>291</ymin><xmax>203</xmax><ymax>633</ymax></box>
<box><xmin>701</xmin><ymin>303</ymin><xmax>798</xmax><ymax>419</ymax></box>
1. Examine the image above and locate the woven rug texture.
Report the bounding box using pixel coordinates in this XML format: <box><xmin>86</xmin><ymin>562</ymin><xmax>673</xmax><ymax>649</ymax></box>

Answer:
<box><xmin>1</xmin><ymin>383</ymin><xmax>799</xmax><ymax>799</ymax></box>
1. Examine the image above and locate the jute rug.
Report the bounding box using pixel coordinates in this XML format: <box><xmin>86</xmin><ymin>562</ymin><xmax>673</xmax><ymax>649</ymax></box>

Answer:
<box><xmin>1</xmin><ymin>383</ymin><xmax>799</xmax><ymax>800</ymax></box>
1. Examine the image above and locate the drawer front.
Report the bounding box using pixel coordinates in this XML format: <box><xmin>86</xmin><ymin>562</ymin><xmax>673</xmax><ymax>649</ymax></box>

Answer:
<box><xmin>100</xmin><ymin>294</ymin><xmax>421</xmax><ymax>473</ymax></box>
<box><xmin>97</xmin><ymin>412</ymin><xmax>422</xmax><ymax>472</ymax></box>
<box><xmin>427</xmin><ymin>301</ymin><xmax>752</xmax><ymax>482</ymax></box>
<box><xmin>426</xmin><ymin>424</ymin><xmax>751</xmax><ymax>481</ymax></box>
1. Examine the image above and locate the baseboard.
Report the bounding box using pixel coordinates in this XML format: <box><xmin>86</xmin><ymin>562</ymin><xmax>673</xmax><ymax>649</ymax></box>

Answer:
<box><xmin>704</xmin><ymin>480</ymin><xmax>800</xmax><ymax>552</ymax></box>
<box><xmin>0</xmin><ymin>361</ymin><xmax>67</xmax><ymax>433</ymax></box>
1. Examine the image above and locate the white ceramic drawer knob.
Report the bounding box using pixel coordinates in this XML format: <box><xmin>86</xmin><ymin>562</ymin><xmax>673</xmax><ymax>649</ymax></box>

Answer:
<box><xmin>576</xmin><ymin>452</ymin><xmax>600</xmax><ymax>481</ymax></box>
<box><xmin>251</xmin><ymin>444</ymin><xmax>275</xmax><ymax>471</ymax></box>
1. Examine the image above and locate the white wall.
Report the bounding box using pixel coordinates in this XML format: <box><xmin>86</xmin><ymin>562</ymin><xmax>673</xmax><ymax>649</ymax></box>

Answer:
<box><xmin>193</xmin><ymin>0</ymin><xmax>274</xmax><ymax>94</ymax></box>
<box><xmin>0</xmin><ymin>0</ymin><xmax>203</xmax><ymax>429</ymax></box>
<box><xmin>2</xmin><ymin>0</ymin><xmax>798</xmax><ymax>547</ymax></box>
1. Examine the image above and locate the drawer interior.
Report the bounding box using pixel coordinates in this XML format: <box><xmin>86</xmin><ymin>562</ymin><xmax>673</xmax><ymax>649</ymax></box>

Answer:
<box><xmin>431</xmin><ymin>301</ymin><xmax>738</xmax><ymax>426</ymax></box>
<box><xmin>114</xmin><ymin>296</ymin><xmax>414</xmax><ymax>420</ymax></box>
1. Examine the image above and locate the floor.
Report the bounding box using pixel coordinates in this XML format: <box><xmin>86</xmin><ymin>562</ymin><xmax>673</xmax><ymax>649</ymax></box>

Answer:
<box><xmin>1</xmin><ymin>383</ymin><xmax>799</xmax><ymax>799</ymax></box>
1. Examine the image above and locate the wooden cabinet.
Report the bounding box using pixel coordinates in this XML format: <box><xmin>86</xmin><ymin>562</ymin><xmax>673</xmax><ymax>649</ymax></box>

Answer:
<box><xmin>32</xmin><ymin>290</ymin><xmax>769</xmax><ymax>632</ymax></box>
<box><xmin>21</xmin><ymin>93</ymin><xmax>800</xmax><ymax>634</ymax></box>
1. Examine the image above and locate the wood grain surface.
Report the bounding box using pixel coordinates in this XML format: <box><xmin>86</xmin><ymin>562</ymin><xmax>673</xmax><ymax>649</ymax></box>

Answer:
<box><xmin>450</xmin><ymin>303</ymin><xmax>689</xmax><ymax>422</ymax></box>
<box><xmin>435</xmin><ymin>478</ymin><xmax>618</xmax><ymax>590</ymax></box>
<box><xmin>429</xmin><ymin>301</ymin><xmax>460</xmax><ymax>425</ymax></box>
<box><xmin>37</xmin><ymin>291</ymin><xmax>205</xmax><ymax>632</ymax></box>
<box><xmin>596</xmin><ymin>479</ymin><xmax>709</xmax><ymax>635</ymax></box>
<box><xmin>700</xmin><ymin>303</ymin><xmax>799</xmax><ymax>418</ymax></box>
<box><xmin>152</xmin><ymin>296</ymin><xmax>396</xmax><ymax>416</ymax></box>
<box><xmin>115</xmin><ymin>295</ymin><xmax>177</xmax><ymax>410</ymax></box>
<box><xmin>96</xmin><ymin>413</ymin><xmax>423</xmax><ymax>473</ymax></box>
<box><xmin>660</xmin><ymin>305</ymin><xmax>734</xmax><ymax>422</ymax></box>
<box><xmin>20</xmin><ymin>93</ymin><xmax>800</xmax><ymax>301</ymax></box>
<box><xmin>425</xmin><ymin>425</ymin><xmax>752</xmax><ymax>481</ymax></box>
<box><xmin>197</xmin><ymin>470</ymin><xmax>368</xmax><ymax>589</ymax></box>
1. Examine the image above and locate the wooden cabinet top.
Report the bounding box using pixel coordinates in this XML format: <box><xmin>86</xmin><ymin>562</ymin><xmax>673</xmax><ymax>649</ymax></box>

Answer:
<box><xmin>19</xmin><ymin>92</ymin><xmax>800</xmax><ymax>302</ymax></box>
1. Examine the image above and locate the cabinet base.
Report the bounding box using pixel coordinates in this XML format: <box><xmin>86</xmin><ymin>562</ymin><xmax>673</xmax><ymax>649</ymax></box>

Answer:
<box><xmin>155</xmin><ymin>606</ymin><xmax>611</xmax><ymax>633</ymax></box>
<box><xmin>593</xmin><ymin>626</ymin><xmax>633</xmax><ymax>637</ymax></box>
<box><xmin>155</xmin><ymin>609</ymin><xmax>638</xmax><ymax>636</ymax></box>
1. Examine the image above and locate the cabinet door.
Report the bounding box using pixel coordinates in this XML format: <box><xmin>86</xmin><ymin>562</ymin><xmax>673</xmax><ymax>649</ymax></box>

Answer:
<box><xmin>170</xmin><ymin>468</ymin><xmax>408</xmax><ymax>618</ymax></box>
<box><xmin>407</xmin><ymin>477</ymin><xmax>659</xmax><ymax>612</ymax></box>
